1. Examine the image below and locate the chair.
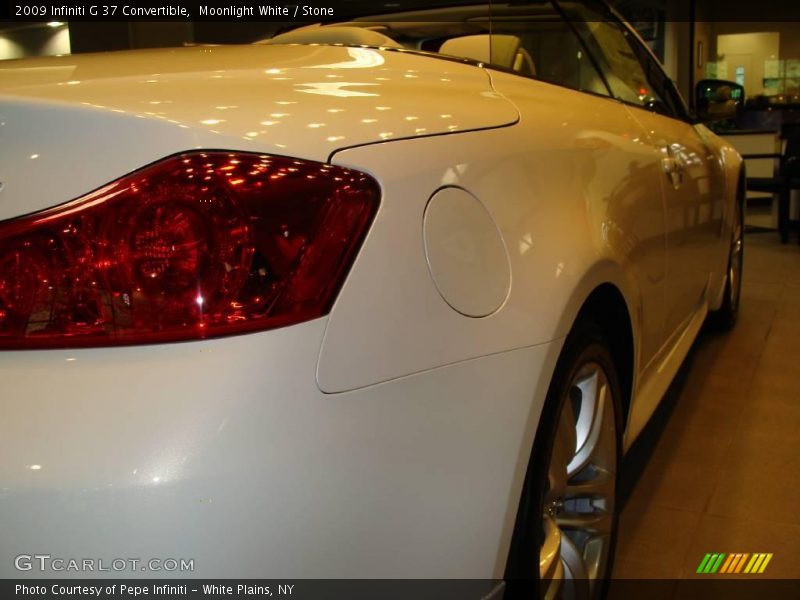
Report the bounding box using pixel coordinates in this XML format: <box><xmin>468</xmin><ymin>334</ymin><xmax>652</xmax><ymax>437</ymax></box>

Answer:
<box><xmin>438</xmin><ymin>35</ymin><xmax>536</xmax><ymax>76</ymax></box>
<box><xmin>745</xmin><ymin>123</ymin><xmax>800</xmax><ymax>243</ymax></box>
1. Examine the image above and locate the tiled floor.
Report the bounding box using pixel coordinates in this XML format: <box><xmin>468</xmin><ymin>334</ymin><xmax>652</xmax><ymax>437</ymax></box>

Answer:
<box><xmin>612</xmin><ymin>231</ymin><xmax>800</xmax><ymax>580</ymax></box>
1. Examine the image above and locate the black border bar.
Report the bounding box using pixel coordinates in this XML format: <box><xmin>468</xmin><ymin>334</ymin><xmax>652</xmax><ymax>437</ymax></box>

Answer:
<box><xmin>4</xmin><ymin>579</ymin><xmax>800</xmax><ymax>600</ymax></box>
<box><xmin>2</xmin><ymin>1</ymin><xmax>800</xmax><ymax>23</ymax></box>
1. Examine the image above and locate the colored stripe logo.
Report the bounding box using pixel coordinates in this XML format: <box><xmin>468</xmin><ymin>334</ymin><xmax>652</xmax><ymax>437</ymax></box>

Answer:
<box><xmin>697</xmin><ymin>553</ymin><xmax>773</xmax><ymax>574</ymax></box>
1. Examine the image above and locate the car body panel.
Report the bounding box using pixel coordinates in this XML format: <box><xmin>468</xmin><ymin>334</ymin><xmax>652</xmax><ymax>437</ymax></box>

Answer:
<box><xmin>0</xmin><ymin>318</ymin><xmax>559</xmax><ymax>578</ymax></box>
<box><xmin>320</xmin><ymin>71</ymin><xmax>664</xmax><ymax>394</ymax></box>
<box><xmin>621</xmin><ymin>105</ymin><xmax>728</xmax><ymax>340</ymax></box>
<box><xmin>0</xmin><ymin>44</ymin><xmax>517</xmax><ymax>221</ymax></box>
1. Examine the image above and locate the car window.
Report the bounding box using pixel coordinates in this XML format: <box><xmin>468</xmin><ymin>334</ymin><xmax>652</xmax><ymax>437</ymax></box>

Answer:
<box><xmin>429</xmin><ymin>2</ymin><xmax>611</xmax><ymax>97</ymax></box>
<box><xmin>489</xmin><ymin>14</ymin><xmax>611</xmax><ymax>97</ymax></box>
<box><xmin>557</xmin><ymin>0</ymin><xmax>681</xmax><ymax>118</ymax></box>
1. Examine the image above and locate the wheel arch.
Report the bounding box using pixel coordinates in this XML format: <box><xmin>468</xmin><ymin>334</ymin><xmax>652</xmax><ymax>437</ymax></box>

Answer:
<box><xmin>551</xmin><ymin>262</ymin><xmax>640</xmax><ymax>432</ymax></box>
<box><xmin>572</xmin><ymin>283</ymin><xmax>635</xmax><ymax>429</ymax></box>
<box><xmin>503</xmin><ymin>273</ymin><xmax>636</xmax><ymax>587</ymax></box>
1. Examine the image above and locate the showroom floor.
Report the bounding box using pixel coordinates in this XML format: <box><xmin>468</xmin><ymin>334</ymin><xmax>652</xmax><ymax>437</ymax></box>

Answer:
<box><xmin>612</xmin><ymin>231</ymin><xmax>800</xmax><ymax>580</ymax></box>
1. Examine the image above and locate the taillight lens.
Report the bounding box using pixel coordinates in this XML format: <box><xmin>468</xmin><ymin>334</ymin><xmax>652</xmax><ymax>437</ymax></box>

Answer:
<box><xmin>0</xmin><ymin>152</ymin><xmax>379</xmax><ymax>349</ymax></box>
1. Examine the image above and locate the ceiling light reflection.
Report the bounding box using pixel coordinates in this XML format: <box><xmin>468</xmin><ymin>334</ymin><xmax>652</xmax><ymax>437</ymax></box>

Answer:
<box><xmin>307</xmin><ymin>47</ymin><xmax>386</xmax><ymax>70</ymax></box>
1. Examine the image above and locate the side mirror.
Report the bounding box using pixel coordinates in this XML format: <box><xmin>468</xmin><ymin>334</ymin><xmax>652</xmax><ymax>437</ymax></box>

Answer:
<box><xmin>695</xmin><ymin>79</ymin><xmax>745</xmax><ymax>122</ymax></box>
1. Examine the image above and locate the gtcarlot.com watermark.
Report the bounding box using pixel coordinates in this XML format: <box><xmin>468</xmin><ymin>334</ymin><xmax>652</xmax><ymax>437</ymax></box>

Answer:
<box><xmin>14</xmin><ymin>554</ymin><xmax>194</xmax><ymax>573</ymax></box>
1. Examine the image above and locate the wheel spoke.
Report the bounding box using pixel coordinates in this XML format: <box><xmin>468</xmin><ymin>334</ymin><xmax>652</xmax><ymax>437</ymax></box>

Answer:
<box><xmin>540</xmin><ymin>515</ymin><xmax>563</xmax><ymax>581</ymax></box>
<box><xmin>583</xmin><ymin>535</ymin><xmax>611</xmax><ymax>585</ymax></box>
<box><xmin>567</xmin><ymin>368</ymin><xmax>610</xmax><ymax>476</ymax></box>
<box><xmin>560</xmin><ymin>534</ymin><xmax>591</xmax><ymax>598</ymax></box>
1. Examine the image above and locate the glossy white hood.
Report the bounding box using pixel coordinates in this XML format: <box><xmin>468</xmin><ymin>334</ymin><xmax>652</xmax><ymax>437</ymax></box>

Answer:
<box><xmin>0</xmin><ymin>44</ymin><xmax>518</xmax><ymax>221</ymax></box>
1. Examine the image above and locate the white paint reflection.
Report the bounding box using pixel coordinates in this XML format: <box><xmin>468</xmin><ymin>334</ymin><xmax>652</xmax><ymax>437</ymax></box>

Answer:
<box><xmin>519</xmin><ymin>233</ymin><xmax>533</xmax><ymax>256</ymax></box>
<box><xmin>306</xmin><ymin>47</ymin><xmax>385</xmax><ymax>70</ymax></box>
<box><xmin>295</xmin><ymin>82</ymin><xmax>379</xmax><ymax>98</ymax></box>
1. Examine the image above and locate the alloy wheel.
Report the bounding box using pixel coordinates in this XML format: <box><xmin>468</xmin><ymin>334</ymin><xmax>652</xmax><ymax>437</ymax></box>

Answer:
<box><xmin>539</xmin><ymin>361</ymin><xmax>618</xmax><ymax>599</ymax></box>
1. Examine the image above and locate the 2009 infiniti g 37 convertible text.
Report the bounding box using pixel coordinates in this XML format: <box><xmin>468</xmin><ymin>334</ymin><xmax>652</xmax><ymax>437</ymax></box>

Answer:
<box><xmin>0</xmin><ymin>1</ymin><xmax>744</xmax><ymax>597</ymax></box>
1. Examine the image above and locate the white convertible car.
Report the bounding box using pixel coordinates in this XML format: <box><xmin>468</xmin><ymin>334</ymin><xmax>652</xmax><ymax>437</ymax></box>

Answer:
<box><xmin>0</xmin><ymin>1</ymin><xmax>743</xmax><ymax>597</ymax></box>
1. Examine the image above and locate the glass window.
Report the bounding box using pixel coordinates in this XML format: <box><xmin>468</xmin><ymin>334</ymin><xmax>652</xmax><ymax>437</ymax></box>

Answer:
<box><xmin>432</xmin><ymin>2</ymin><xmax>610</xmax><ymax>97</ymax></box>
<box><xmin>735</xmin><ymin>66</ymin><xmax>745</xmax><ymax>86</ymax></box>
<box><xmin>488</xmin><ymin>11</ymin><xmax>611</xmax><ymax>97</ymax></box>
<box><xmin>557</xmin><ymin>0</ymin><xmax>682</xmax><ymax>118</ymax></box>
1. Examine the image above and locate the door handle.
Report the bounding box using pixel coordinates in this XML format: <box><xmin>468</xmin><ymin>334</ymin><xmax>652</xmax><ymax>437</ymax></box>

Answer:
<box><xmin>662</xmin><ymin>146</ymin><xmax>684</xmax><ymax>188</ymax></box>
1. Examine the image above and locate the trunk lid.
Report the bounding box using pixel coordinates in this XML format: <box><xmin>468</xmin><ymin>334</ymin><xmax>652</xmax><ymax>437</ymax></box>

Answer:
<box><xmin>0</xmin><ymin>44</ymin><xmax>518</xmax><ymax>220</ymax></box>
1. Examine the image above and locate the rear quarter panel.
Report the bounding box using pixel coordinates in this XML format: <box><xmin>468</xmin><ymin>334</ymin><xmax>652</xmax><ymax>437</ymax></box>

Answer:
<box><xmin>320</xmin><ymin>71</ymin><xmax>663</xmax><ymax>395</ymax></box>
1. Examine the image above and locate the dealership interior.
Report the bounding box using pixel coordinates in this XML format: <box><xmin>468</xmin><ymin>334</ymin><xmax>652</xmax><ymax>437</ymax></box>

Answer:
<box><xmin>1</xmin><ymin>0</ymin><xmax>800</xmax><ymax>584</ymax></box>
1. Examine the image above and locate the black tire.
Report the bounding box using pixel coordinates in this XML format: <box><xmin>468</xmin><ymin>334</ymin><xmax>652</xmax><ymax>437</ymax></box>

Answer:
<box><xmin>505</xmin><ymin>321</ymin><xmax>623</xmax><ymax>600</ymax></box>
<box><xmin>707</xmin><ymin>194</ymin><xmax>744</xmax><ymax>331</ymax></box>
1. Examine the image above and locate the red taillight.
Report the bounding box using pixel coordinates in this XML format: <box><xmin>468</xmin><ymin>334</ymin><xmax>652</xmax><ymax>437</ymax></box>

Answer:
<box><xmin>0</xmin><ymin>152</ymin><xmax>379</xmax><ymax>349</ymax></box>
